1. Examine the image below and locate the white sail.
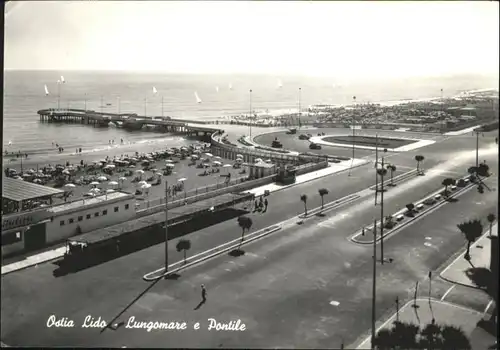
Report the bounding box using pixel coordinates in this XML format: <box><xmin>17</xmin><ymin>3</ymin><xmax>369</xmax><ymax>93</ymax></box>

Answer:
<box><xmin>215</xmin><ymin>86</ymin><xmax>219</xmax><ymax>93</ymax></box>
<box><xmin>44</xmin><ymin>84</ymin><xmax>49</xmax><ymax>95</ymax></box>
<box><xmin>60</xmin><ymin>76</ymin><xmax>65</xmax><ymax>83</ymax></box>
<box><xmin>277</xmin><ymin>79</ymin><xmax>283</xmax><ymax>88</ymax></box>
<box><xmin>153</xmin><ymin>86</ymin><xmax>158</xmax><ymax>94</ymax></box>
<box><xmin>229</xmin><ymin>83</ymin><xmax>233</xmax><ymax>90</ymax></box>
<box><xmin>195</xmin><ymin>91</ymin><xmax>202</xmax><ymax>104</ymax></box>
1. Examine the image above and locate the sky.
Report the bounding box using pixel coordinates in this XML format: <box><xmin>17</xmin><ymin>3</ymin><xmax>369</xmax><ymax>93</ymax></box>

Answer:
<box><xmin>4</xmin><ymin>1</ymin><xmax>499</xmax><ymax>79</ymax></box>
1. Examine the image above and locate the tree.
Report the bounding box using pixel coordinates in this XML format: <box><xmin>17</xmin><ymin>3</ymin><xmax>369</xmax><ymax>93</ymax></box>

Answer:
<box><xmin>457</xmin><ymin>219</ymin><xmax>483</xmax><ymax>261</ymax></box>
<box><xmin>176</xmin><ymin>239</ymin><xmax>191</xmax><ymax>265</ymax></box>
<box><xmin>406</xmin><ymin>203</ymin><xmax>415</xmax><ymax>216</ymax></box>
<box><xmin>389</xmin><ymin>321</ymin><xmax>419</xmax><ymax>349</ymax></box>
<box><xmin>442</xmin><ymin>178</ymin><xmax>456</xmax><ymax>197</ymax></box>
<box><xmin>419</xmin><ymin>321</ymin><xmax>443</xmax><ymax>349</ymax></box>
<box><xmin>373</xmin><ymin>328</ymin><xmax>396</xmax><ymax>350</ymax></box>
<box><xmin>478</xmin><ymin>163</ymin><xmax>490</xmax><ymax>177</ymax></box>
<box><xmin>318</xmin><ymin>188</ymin><xmax>329</xmax><ymax>210</ymax></box>
<box><xmin>487</xmin><ymin>213</ymin><xmax>496</xmax><ymax>238</ymax></box>
<box><xmin>300</xmin><ymin>194</ymin><xmax>308</xmax><ymax>216</ymax></box>
<box><xmin>237</xmin><ymin>216</ymin><xmax>253</xmax><ymax>249</ymax></box>
<box><xmin>440</xmin><ymin>325</ymin><xmax>471</xmax><ymax>349</ymax></box>
<box><xmin>386</xmin><ymin>164</ymin><xmax>397</xmax><ymax>186</ymax></box>
<box><xmin>415</xmin><ymin>155</ymin><xmax>425</xmax><ymax>174</ymax></box>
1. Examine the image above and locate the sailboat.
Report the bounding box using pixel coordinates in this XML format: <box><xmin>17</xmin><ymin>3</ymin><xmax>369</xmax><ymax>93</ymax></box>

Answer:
<box><xmin>60</xmin><ymin>76</ymin><xmax>65</xmax><ymax>84</ymax></box>
<box><xmin>195</xmin><ymin>92</ymin><xmax>202</xmax><ymax>104</ymax></box>
<box><xmin>153</xmin><ymin>86</ymin><xmax>158</xmax><ymax>94</ymax></box>
<box><xmin>277</xmin><ymin>79</ymin><xmax>283</xmax><ymax>89</ymax></box>
<box><xmin>215</xmin><ymin>86</ymin><xmax>219</xmax><ymax>93</ymax></box>
<box><xmin>229</xmin><ymin>83</ymin><xmax>233</xmax><ymax>90</ymax></box>
<box><xmin>44</xmin><ymin>84</ymin><xmax>50</xmax><ymax>95</ymax></box>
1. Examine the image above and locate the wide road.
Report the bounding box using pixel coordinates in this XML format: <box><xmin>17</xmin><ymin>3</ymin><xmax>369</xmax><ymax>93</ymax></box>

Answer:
<box><xmin>1</xmin><ymin>131</ymin><xmax>497</xmax><ymax>347</ymax></box>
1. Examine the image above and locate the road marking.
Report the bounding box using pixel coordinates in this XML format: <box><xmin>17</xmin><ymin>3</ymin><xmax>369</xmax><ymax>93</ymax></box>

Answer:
<box><xmin>441</xmin><ymin>285</ymin><xmax>455</xmax><ymax>301</ymax></box>
<box><xmin>484</xmin><ymin>300</ymin><xmax>494</xmax><ymax>314</ymax></box>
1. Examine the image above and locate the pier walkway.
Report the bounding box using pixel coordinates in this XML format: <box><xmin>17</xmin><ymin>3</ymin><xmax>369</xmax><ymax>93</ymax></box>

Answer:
<box><xmin>37</xmin><ymin>108</ymin><xmax>222</xmax><ymax>135</ymax></box>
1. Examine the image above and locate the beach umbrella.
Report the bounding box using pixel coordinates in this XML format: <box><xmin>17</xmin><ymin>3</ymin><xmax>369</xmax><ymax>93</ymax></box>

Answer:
<box><xmin>33</xmin><ymin>179</ymin><xmax>43</xmax><ymax>184</ymax></box>
<box><xmin>90</xmin><ymin>181</ymin><xmax>100</xmax><ymax>186</ymax></box>
<box><xmin>141</xmin><ymin>183</ymin><xmax>152</xmax><ymax>189</ymax></box>
<box><xmin>27</xmin><ymin>169</ymin><xmax>35</xmax><ymax>174</ymax></box>
<box><xmin>150</xmin><ymin>168</ymin><xmax>158</xmax><ymax>172</ymax></box>
<box><xmin>90</xmin><ymin>187</ymin><xmax>101</xmax><ymax>193</ymax></box>
<box><xmin>128</xmin><ymin>165</ymin><xmax>136</xmax><ymax>168</ymax></box>
<box><xmin>236</xmin><ymin>154</ymin><xmax>243</xmax><ymax>158</ymax></box>
<box><xmin>135</xmin><ymin>169</ymin><xmax>145</xmax><ymax>174</ymax></box>
<box><xmin>105</xmin><ymin>164</ymin><xmax>116</xmax><ymax>169</ymax></box>
<box><xmin>213</xmin><ymin>161</ymin><xmax>222</xmax><ymax>166</ymax></box>
<box><xmin>156</xmin><ymin>172</ymin><xmax>163</xmax><ymax>176</ymax></box>
<box><xmin>265</xmin><ymin>159</ymin><xmax>272</xmax><ymax>163</ymax></box>
<box><xmin>255</xmin><ymin>158</ymin><xmax>263</xmax><ymax>163</ymax></box>
<box><xmin>205</xmin><ymin>153</ymin><xmax>213</xmax><ymax>157</ymax></box>
<box><xmin>165</xmin><ymin>163</ymin><xmax>175</xmax><ymax>168</ymax></box>
<box><xmin>108</xmin><ymin>181</ymin><xmax>118</xmax><ymax>186</ymax></box>
<box><xmin>118</xmin><ymin>177</ymin><xmax>127</xmax><ymax>181</ymax></box>
<box><xmin>98</xmin><ymin>176</ymin><xmax>108</xmax><ymax>181</ymax></box>
<box><xmin>178</xmin><ymin>178</ymin><xmax>187</xmax><ymax>182</ymax></box>
<box><xmin>203</xmin><ymin>163</ymin><xmax>210</xmax><ymax>168</ymax></box>
<box><xmin>106</xmin><ymin>189</ymin><xmax>115</xmax><ymax>193</ymax></box>
<box><xmin>22</xmin><ymin>173</ymin><xmax>31</xmax><ymax>177</ymax></box>
<box><xmin>165</xmin><ymin>159</ymin><xmax>174</xmax><ymax>163</ymax></box>
<box><xmin>138</xmin><ymin>179</ymin><xmax>147</xmax><ymax>185</ymax></box>
<box><xmin>64</xmin><ymin>183</ymin><xmax>76</xmax><ymax>188</ymax></box>
<box><xmin>223</xmin><ymin>164</ymin><xmax>232</xmax><ymax>168</ymax></box>
<box><xmin>214</xmin><ymin>156</ymin><xmax>222</xmax><ymax>160</ymax></box>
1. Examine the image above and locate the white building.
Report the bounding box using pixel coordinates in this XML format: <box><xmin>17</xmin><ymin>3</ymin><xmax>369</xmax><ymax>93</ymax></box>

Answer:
<box><xmin>2</xmin><ymin>192</ymin><xmax>135</xmax><ymax>257</ymax></box>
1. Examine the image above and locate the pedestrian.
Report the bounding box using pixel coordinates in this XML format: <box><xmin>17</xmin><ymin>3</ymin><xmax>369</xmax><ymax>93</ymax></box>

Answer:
<box><xmin>79</xmin><ymin>147</ymin><xmax>82</xmax><ymax>153</ymax></box>
<box><xmin>201</xmin><ymin>284</ymin><xmax>207</xmax><ymax>302</ymax></box>
<box><xmin>264</xmin><ymin>198</ymin><xmax>268</xmax><ymax>212</ymax></box>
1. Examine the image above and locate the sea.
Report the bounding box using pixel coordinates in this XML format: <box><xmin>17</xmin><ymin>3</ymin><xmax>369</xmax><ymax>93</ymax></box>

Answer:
<box><xmin>3</xmin><ymin>70</ymin><xmax>497</xmax><ymax>154</ymax></box>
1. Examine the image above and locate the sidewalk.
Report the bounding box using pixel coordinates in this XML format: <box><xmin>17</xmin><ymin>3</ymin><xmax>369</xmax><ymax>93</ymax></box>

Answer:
<box><xmin>1</xmin><ymin>246</ymin><xmax>66</xmax><ymax>275</ymax></box>
<box><xmin>244</xmin><ymin>158</ymin><xmax>368</xmax><ymax>197</ymax></box>
<box><xmin>356</xmin><ymin>298</ymin><xmax>496</xmax><ymax>350</ymax></box>
<box><xmin>440</xmin><ymin>224</ymin><xmax>497</xmax><ymax>288</ymax></box>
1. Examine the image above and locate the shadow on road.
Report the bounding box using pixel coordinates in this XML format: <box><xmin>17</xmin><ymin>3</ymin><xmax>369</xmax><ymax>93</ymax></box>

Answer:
<box><xmin>52</xmin><ymin>208</ymin><xmax>248</xmax><ymax>277</ymax></box>
<box><xmin>228</xmin><ymin>249</ymin><xmax>245</xmax><ymax>257</ymax></box>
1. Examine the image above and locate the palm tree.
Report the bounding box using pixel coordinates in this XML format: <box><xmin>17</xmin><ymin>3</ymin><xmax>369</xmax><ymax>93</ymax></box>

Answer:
<box><xmin>487</xmin><ymin>213</ymin><xmax>496</xmax><ymax>238</ymax></box>
<box><xmin>415</xmin><ymin>155</ymin><xmax>425</xmax><ymax>175</ymax></box>
<box><xmin>318</xmin><ymin>188</ymin><xmax>329</xmax><ymax>210</ymax></box>
<box><xmin>237</xmin><ymin>216</ymin><xmax>253</xmax><ymax>249</ymax></box>
<box><xmin>406</xmin><ymin>203</ymin><xmax>415</xmax><ymax>216</ymax></box>
<box><xmin>176</xmin><ymin>239</ymin><xmax>191</xmax><ymax>265</ymax></box>
<box><xmin>478</xmin><ymin>163</ymin><xmax>490</xmax><ymax>177</ymax></box>
<box><xmin>300</xmin><ymin>194</ymin><xmax>308</xmax><ymax>216</ymax></box>
<box><xmin>386</xmin><ymin>164</ymin><xmax>397</xmax><ymax>186</ymax></box>
<box><xmin>440</xmin><ymin>325</ymin><xmax>471</xmax><ymax>349</ymax></box>
<box><xmin>442</xmin><ymin>178</ymin><xmax>456</xmax><ymax>197</ymax></box>
<box><xmin>457</xmin><ymin>219</ymin><xmax>483</xmax><ymax>261</ymax></box>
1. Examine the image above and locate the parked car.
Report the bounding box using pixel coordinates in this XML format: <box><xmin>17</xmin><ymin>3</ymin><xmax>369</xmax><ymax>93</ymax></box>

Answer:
<box><xmin>309</xmin><ymin>143</ymin><xmax>322</xmax><ymax>150</ymax></box>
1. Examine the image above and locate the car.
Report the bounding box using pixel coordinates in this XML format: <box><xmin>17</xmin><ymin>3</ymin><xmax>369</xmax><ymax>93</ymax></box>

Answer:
<box><xmin>416</xmin><ymin>203</ymin><xmax>424</xmax><ymax>211</ymax></box>
<box><xmin>424</xmin><ymin>197</ymin><xmax>437</xmax><ymax>205</ymax></box>
<box><xmin>396</xmin><ymin>214</ymin><xmax>405</xmax><ymax>221</ymax></box>
<box><xmin>434</xmin><ymin>194</ymin><xmax>442</xmax><ymax>200</ymax></box>
<box><xmin>299</xmin><ymin>134</ymin><xmax>309</xmax><ymax>140</ymax></box>
<box><xmin>309</xmin><ymin>143</ymin><xmax>322</xmax><ymax>150</ymax></box>
<box><xmin>450</xmin><ymin>185</ymin><xmax>457</xmax><ymax>191</ymax></box>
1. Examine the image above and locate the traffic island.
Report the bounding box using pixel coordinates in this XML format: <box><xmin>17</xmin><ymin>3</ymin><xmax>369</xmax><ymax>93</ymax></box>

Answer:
<box><xmin>356</xmin><ymin>298</ymin><xmax>496</xmax><ymax>350</ymax></box>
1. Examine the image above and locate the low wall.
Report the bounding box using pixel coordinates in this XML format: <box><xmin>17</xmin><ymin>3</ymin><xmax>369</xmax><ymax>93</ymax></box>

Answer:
<box><xmin>295</xmin><ymin>160</ymin><xmax>328</xmax><ymax>175</ymax></box>
<box><xmin>137</xmin><ymin>175</ymin><xmax>274</xmax><ymax>217</ymax></box>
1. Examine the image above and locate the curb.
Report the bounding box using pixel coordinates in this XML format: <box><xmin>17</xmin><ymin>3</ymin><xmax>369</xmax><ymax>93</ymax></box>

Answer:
<box><xmin>1</xmin><ymin>249</ymin><xmax>66</xmax><ymax>276</ymax></box>
<box><xmin>438</xmin><ymin>229</ymin><xmax>496</xmax><ymax>291</ymax></box>
<box><xmin>368</xmin><ymin>169</ymin><xmax>418</xmax><ymax>190</ymax></box>
<box><xmin>298</xmin><ymin>194</ymin><xmax>360</xmax><ymax>219</ymax></box>
<box><xmin>143</xmin><ymin>225</ymin><xmax>282</xmax><ymax>281</ymax></box>
<box><xmin>351</xmin><ymin>178</ymin><xmax>475</xmax><ymax>244</ymax></box>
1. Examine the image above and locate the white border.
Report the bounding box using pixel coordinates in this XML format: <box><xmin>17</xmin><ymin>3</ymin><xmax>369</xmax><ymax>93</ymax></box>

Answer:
<box><xmin>309</xmin><ymin>135</ymin><xmax>436</xmax><ymax>152</ymax></box>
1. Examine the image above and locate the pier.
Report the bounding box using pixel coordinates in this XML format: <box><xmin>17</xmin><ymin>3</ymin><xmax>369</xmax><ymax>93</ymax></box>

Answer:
<box><xmin>37</xmin><ymin>108</ymin><xmax>222</xmax><ymax>138</ymax></box>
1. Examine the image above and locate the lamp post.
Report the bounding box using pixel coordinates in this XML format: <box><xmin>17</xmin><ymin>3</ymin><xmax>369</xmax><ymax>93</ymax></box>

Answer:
<box><xmin>100</xmin><ymin>95</ymin><xmax>103</xmax><ymax>114</ymax></box>
<box><xmin>249</xmin><ymin>89</ymin><xmax>253</xmax><ymax>138</ymax></box>
<box><xmin>57</xmin><ymin>80</ymin><xmax>61</xmax><ymax>109</ymax></box>
<box><xmin>164</xmin><ymin>180</ymin><xmax>169</xmax><ymax>274</ymax></box>
<box><xmin>298</xmin><ymin>87</ymin><xmax>302</xmax><ymax>128</ymax></box>
<box><xmin>348</xmin><ymin>96</ymin><xmax>356</xmax><ymax>177</ymax></box>
<box><xmin>117</xmin><ymin>96</ymin><xmax>121</xmax><ymax>114</ymax></box>
<box><xmin>161</xmin><ymin>96</ymin><xmax>164</xmax><ymax>118</ymax></box>
<box><xmin>144</xmin><ymin>97</ymin><xmax>147</xmax><ymax>117</ymax></box>
<box><xmin>371</xmin><ymin>219</ymin><xmax>377</xmax><ymax>349</ymax></box>
<box><xmin>475</xmin><ymin>130</ymin><xmax>479</xmax><ymax>169</ymax></box>
<box><xmin>379</xmin><ymin>153</ymin><xmax>387</xmax><ymax>264</ymax></box>
<box><xmin>374</xmin><ymin>134</ymin><xmax>379</xmax><ymax>205</ymax></box>
<box><xmin>84</xmin><ymin>93</ymin><xmax>87</xmax><ymax>111</ymax></box>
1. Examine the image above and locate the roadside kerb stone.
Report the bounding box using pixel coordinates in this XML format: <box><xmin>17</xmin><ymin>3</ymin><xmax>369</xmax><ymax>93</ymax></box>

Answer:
<box><xmin>368</xmin><ymin>169</ymin><xmax>418</xmax><ymax>190</ymax></box>
<box><xmin>299</xmin><ymin>194</ymin><xmax>360</xmax><ymax>219</ymax></box>
<box><xmin>143</xmin><ymin>225</ymin><xmax>282</xmax><ymax>281</ymax></box>
<box><xmin>351</xmin><ymin>176</ymin><xmax>475</xmax><ymax>244</ymax></box>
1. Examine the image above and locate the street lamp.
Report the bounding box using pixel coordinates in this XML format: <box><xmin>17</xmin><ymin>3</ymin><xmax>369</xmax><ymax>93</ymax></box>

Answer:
<box><xmin>117</xmin><ymin>96</ymin><xmax>121</xmax><ymax>114</ymax></box>
<box><xmin>348</xmin><ymin>96</ymin><xmax>356</xmax><ymax>177</ymax></box>
<box><xmin>249</xmin><ymin>89</ymin><xmax>253</xmax><ymax>138</ymax></box>
<box><xmin>164</xmin><ymin>180</ymin><xmax>169</xmax><ymax>274</ymax></box>
<box><xmin>298</xmin><ymin>87</ymin><xmax>302</xmax><ymax>128</ymax></box>
<box><xmin>377</xmin><ymin>149</ymin><xmax>388</xmax><ymax>264</ymax></box>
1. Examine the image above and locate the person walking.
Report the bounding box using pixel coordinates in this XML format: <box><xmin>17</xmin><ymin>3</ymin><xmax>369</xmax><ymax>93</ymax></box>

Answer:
<box><xmin>201</xmin><ymin>284</ymin><xmax>207</xmax><ymax>303</ymax></box>
<box><xmin>264</xmin><ymin>198</ymin><xmax>268</xmax><ymax>212</ymax></box>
